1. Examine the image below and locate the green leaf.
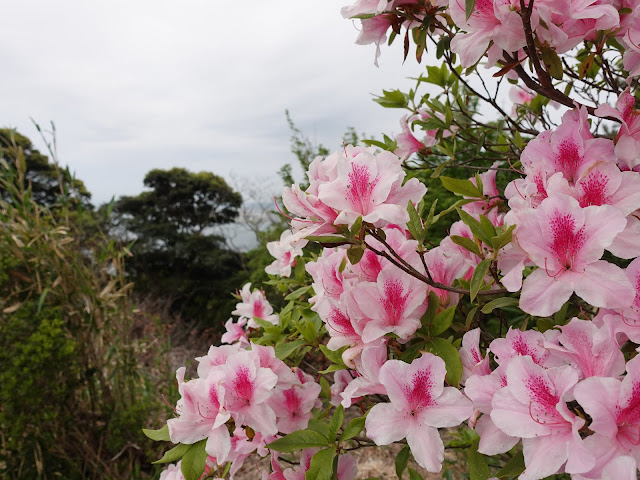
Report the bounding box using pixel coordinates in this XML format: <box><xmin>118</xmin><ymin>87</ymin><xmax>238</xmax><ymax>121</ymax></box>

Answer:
<box><xmin>421</xmin><ymin>291</ymin><xmax>440</xmax><ymax>328</ymax></box>
<box><xmin>541</xmin><ymin>47</ymin><xmax>563</xmax><ymax>80</ymax></box>
<box><xmin>490</xmin><ymin>224</ymin><xmax>516</xmax><ymax>251</ymax></box>
<box><xmin>470</xmin><ymin>259</ymin><xmax>491</xmax><ymax>302</ymax></box>
<box><xmin>440</xmin><ymin>176</ymin><xmax>482</xmax><ymax>198</ymax></box>
<box><xmin>328</xmin><ymin>405</ymin><xmax>344</xmax><ymax>441</ymax></box>
<box><xmin>319</xmin><ymin>364</ymin><xmax>348</xmax><ymax>374</ymax></box>
<box><xmin>319</xmin><ymin>345</ymin><xmax>347</xmax><ymax>366</ymax></box>
<box><xmin>275</xmin><ymin>339</ymin><xmax>307</xmax><ymax>360</ymax></box>
<box><xmin>254</xmin><ymin>317</ymin><xmax>280</xmax><ymax>330</ymax></box>
<box><xmin>351</xmin><ymin>216</ymin><xmax>363</xmax><ymax>236</ymax></box>
<box><xmin>142</xmin><ymin>424</ymin><xmax>170</xmax><ymax>442</ymax></box>
<box><xmin>537</xmin><ymin>317</ymin><xmax>555</xmax><ymax>333</ymax></box>
<box><xmin>37</xmin><ymin>288</ymin><xmax>49</xmax><ymax>314</ymax></box>
<box><xmin>308</xmin><ymin>418</ymin><xmax>331</xmax><ymax>438</ymax></box>
<box><xmin>423</xmin><ymin>199</ymin><xmax>438</xmax><ymax>233</ymax></box>
<box><xmin>305</xmin><ymin>447</ymin><xmax>336</xmax><ymax>480</ymax></box>
<box><xmin>153</xmin><ymin>443</ymin><xmax>191</xmax><ymax>464</ymax></box>
<box><xmin>450</xmin><ymin>235</ymin><xmax>482</xmax><ymax>257</ymax></box>
<box><xmin>395</xmin><ymin>445</ymin><xmax>411</xmax><ymax>479</ymax></box>
<box><xmin>457</xmin><ymin>208</ymin><xmax>491</xmax><ymax>245</ymax></box>
<box><xmin>424</xmin><ymin>337</ymin><xmax>463</xmax><ymax>387</ymax></box>
<box><xmin>407</xmin><ymin>201</ymin><xmax>425</xmax><ymax>245</ymax></box>
<box><xmin>267</xmin><ymin>430</ymin><xmax>330</xmax><ymax>453</ymax></box>
<box><xmin>304</xmin><ymin>235</ymin><xmax>349</xmax><ymax>244</ymax></box>
<box><xmin>339</xmin><ymin>416</ymin><xmax>365</xmax><ymax>442</ymax></box>
<box><xmin>347</xmin><ymin>245</ymin><xmax>365</xmax><ymax>265</ymax></box>
<box><xmin>408</xmin><ymin>467</ymin><xmax>424</xmax><ymax>480</ymax></box>
<box><xmin>495</xmin><ymin>450</ymin><xmax>525</xmax><ymax>478</ymax></box>
<box><xmin>431</xmin><ymin>198</ymin><xmax>475</xmax><ymax>223</ymax></box>
<box><xmin>431</xmin><ymin>305</ymin><xmax>456</xmax><ymax>337</ymax></box>
<box><xmin>468</xmin><ymin>440</ymin><xmax>491</xmax><ymax>480</ymax></box>
<box><xmin>465</xmin><ymin>306</ymin><xmax>478</xmax><ymax>329</ymax></box>
<box><xmin>373</xmin><ymin>89</ymin><xmax>409</xmax><ymax>108</ymax></box>
<box><xmin>479</xmin><ymin>215</ymin><xmax>496</xmax><ymax>239</ymax></box>
<box><xmin>181</xmin><ymin>440</ymin><xmax>207</xmax><ymax>480</ymax></box>
<box><xmin>465</xmin><ymin>0</ymin><xmax>476</xmax><ymax>20</ymax></box>
<box><xmin>430</xmin><ymin>159</ymin><xmax>452</xmax><ymax>178</ymax></box>
<box><xmin>285</xmin><ymin>286</ymin><xmax>312</xmax><ymax>301</ymax></box>
<box><xmin>481</xmin><ymin>297</ymin><xmax>519</xmax><ymax>314</ymax></box>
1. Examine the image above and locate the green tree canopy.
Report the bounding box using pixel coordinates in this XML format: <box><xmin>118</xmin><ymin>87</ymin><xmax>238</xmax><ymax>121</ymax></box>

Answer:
<box><xmin>112</xmin><ymin>167</ymin><xmax>246</xmax><ymax>325</ymax></box>
<box><xmin>0</xmin><ymin>128</ymin><xmax>91</xmax><ymax>209</ymax></box>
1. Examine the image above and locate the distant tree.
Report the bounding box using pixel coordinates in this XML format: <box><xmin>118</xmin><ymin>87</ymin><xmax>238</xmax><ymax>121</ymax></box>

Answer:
<box><xmin>0</xmin><ymin>128</ymin><xmax>92</xmax><ymax>209</ymax></box>
<box><xmin>112</xmin><ymin>167</ymin><xmax>246</xmax><ymax>325</ymax></box>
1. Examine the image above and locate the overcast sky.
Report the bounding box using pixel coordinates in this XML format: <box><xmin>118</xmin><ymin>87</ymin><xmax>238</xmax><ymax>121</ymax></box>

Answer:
<box><xmin>0</xmin><ymin>0</ymin><xmax>431</xmax><ymax>206</ymax></box>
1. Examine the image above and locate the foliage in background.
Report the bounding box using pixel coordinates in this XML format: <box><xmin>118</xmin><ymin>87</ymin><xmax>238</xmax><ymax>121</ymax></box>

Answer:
<box><xmin>0</xmin><ymin>130</ymin><xmax>170</xmax><ymax>479</ymax></box>
<box><xmin>110</xmin><ymin>167</ymin><xmax>247</xmax><ymax>326</ymax></box>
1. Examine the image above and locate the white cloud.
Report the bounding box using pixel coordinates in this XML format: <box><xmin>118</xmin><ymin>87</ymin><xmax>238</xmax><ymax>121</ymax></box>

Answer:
<box><xmin>0</xmin><ymin>0</ymin><xmax>430</xmax><ymax>205</ymax></box>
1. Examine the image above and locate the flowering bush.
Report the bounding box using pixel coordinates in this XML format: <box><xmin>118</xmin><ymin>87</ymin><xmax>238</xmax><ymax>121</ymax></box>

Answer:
<box><xmin>144</xmin><ymin>0</ymin><xmax>640</xmax><ymax>478</ymax></box>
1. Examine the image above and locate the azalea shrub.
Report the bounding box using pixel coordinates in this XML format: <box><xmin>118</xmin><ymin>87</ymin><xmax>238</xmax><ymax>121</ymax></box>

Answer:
<box><xmin>144</xmin><ymin>0</ymin><xmax>640</xmax><ymax>479</ymax></box>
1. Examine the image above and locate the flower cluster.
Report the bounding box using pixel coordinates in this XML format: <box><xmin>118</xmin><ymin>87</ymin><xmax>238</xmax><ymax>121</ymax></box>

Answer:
<box><xmin>502</xmin><ymin>106</ymin><xmax>640</xmax><ymax>316</ymax></box>
<box><xmin>162</xmin><ymin>343</ymin><xmax>321</xmax><ymax>478</ymax></box>
<box><xmin>463</xmin><ymin>318</ymin><xmax>640</xmax><ymax>480</ymax></box>
<box><xmin>282</xmin><ymin>146</ymin><xmax>426</xmax><ymax>235</ymax></box>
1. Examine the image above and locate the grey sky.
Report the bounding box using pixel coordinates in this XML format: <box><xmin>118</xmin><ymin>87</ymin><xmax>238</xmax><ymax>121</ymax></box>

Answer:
<box><xmin>0</xmin><ymin>0</ymin><xmax>428</xmax><ymax>206</ymax></box>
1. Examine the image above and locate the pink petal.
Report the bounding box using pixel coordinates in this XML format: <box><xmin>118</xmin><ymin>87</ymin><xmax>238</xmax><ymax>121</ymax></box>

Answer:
<box><xmin>365</xmin><ymin>402</ymin><xmax>411</xmax><ymax>445</ymax></box>
<box><xmin>574</xmin><ymin>261</ymin><xmax>635</xmax><ymax>310</ymax></box>
<box><xmin>406</xmin><ymin>424</ymin><xmax>444</xmax><ymax>473</ymax></box>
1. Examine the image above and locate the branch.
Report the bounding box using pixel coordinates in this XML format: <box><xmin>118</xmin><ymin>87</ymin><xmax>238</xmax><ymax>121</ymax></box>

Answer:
<box><xmin>365</xmin><ymin>229</ymin><xmax>510</xmax><ymax>297</ymax></box>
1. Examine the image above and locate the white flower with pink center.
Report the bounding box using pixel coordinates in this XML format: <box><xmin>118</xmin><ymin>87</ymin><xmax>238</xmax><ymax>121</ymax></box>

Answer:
<box><xmin>318</xmin><ymin>148</ymin><xmax>426</xmax><ymax>228</ymax></box>
<box><xmin>351</xmin><ymin>265</ymin><xmax>427</xmax><ymax>343</ymax></box>
<box><xmin>491</xmin><ymin>356</ymin><xmax>594</xmax><ymax>480</ymax></box>
<box><xmin>265</xmin><ymin>230</ymin><xmax>308</xmax><ymax>278</ymax></box>
<box><xmin>167</xmin><ymin>367</ymin><xmax>232</xmax><ymax>463</ymax></box>
<box><xmin>365</xmin><ymin>353</ymin><xmax>473</xmax><ymax>472</ymax></box>
<box><xmin>268</xmin><ymin>380</ymin><xmax>321</xmax><ymax>434</ymax></box>
<box><xmin>221</xmin><ymin>350</ymin><xmax>279</xmax><ymax>437</ymax></box>
<box><xmin>460</xmin><ymin>328</ymin><xmax>491</xmax><ymax>384</ymax></box>
<box><xmin>574</xmin><ymin>356</ymin><xmax>640</xmax><ymax>474</ymax></box>
<box><xmin>516</xmin><ymin>194</ymin><xmax>634</xmax><ymax>316</ymax></box>
<box><xmin>232</xmin><ymin>283</ymin><xmax>279</xmax><ymax>327</ymax></box>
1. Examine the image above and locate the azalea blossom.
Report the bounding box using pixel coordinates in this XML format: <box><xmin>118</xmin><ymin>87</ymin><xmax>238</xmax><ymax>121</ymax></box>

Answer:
<box><xmin>365</xmin><ymin>353</ymin><xmax>473</xmax><ymax>472</ymax></box>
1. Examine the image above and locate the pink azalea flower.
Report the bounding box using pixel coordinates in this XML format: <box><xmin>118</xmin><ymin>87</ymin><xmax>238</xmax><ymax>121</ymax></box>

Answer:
<box><xmin>365</xmin><ymin>353</ymin><xmax>473</xmax><ymax>472</ymax></box>
<box><xmin>601</xmin><ymin>456</ymin><xmax>638</xmax><ymax>480</ymax></box>
<box><xmin>460</xmin><ymin>328</ymin><xmax>491</xmax><ymax>383</ymax></box>
<box><xmin>318</xmin><ymin>148</ymin><xmax>426</xmax><ymax>228</ymax></box>
<box><xmin>167</xmin><ymin>367</ymin><xmax>232</xmax><ymax>463</ymax></box>
<box><xmin>464</xmin><ymin>364</ymin><xmax>518</xmax><ymax>455</ymax></box>
<box><xmin>221</xmin><ymin>317</ymin><xmax>249</xmax><ymax>347</ymax></box>
<box><xmin>543</xmin><ymin>317</ymin><xmax>625</xmax><ymax>379</ymax></box>
<box><xmin>449</xmin><ymin>0</ymin><xmax>528</xmax><ymax>67</ymax></box>
<box><xmin>159</xmin><ymin>462</ymin><xmax>185</xmax><ymax>480</ymax></box>
<box><xmin>265</xmin><ymin>230</ymin><xmax>308</xmax><ymax>278</ymax></box>
<box><xmin>596</xmin><ymin>89</ymin><xmax>640</xmax><ymax>171</ymax></box>
<box><xmin>516</xmin><ymin>194</ymin><xmax>634</xmax><ymax>317</ymax></box>
<box><xmin>220</xmin><ymin>350</ymin><xmax>279</xmax><ymax>437</ymax></box>
<box><xmin>331</xmin><ymin>370</ymin><xmax>357</xmax><ymax>406</ymax></box>
<box><xmin>268</xmin><ymin>381</ymin><xmax>321</xmax><ymax>434</ymax></box>
<box><xmin>317</xmin><ymin>295</ymin><xmax>364</xmax><ymax>353</ymax></box>
<box><xmin>489</xmin><ymin>328</ymin><xmax>549</xmax><ymax>366</ymax></box>
<box><xmin>491</xmin><ymin>356</ymin><xmax>594</xmax><ymax>479</ymax></box>
<box><xmin>509</xmin><ymin>86</ymin><xmax>535</xmax><ymax>115</ymax></box>
<box><xmin>340</xmin><ymin>339</ymin><xmax>388</xmax><ymax>407</ymax></box>
<box><xmin>351</xmin><ymin>265</ymin><xmax>427</xmax><ymax>343</ymax></box>
<box><xmin>232</xmin><ymin>283</ymin><xmax>279</xmax><ymax>327</ymax></box>
<box><xmin>306</xmin><ymin>248</ymin><xmax>352</xmax><ymax>308</ymax></box>
<box><xmin>574</xmin><ymin>355</ymin><xmax>640</xmax><ymax>463</ymax></box>
<box><xmin>195</xmin><ymin>344</ymin><xmax>241</xmax><ymax>379</ymax></box>
<box><xmin>425</xmin><ymin>246</ymin><xmax>467</xmax><ymax>307</ymax></box>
